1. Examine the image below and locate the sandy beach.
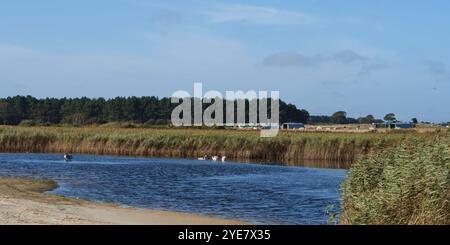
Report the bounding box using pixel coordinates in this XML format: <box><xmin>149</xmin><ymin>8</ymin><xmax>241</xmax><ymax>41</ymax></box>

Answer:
<box><xmin>0</xmin><ymin>177</ymin><xmax>243</xmax><ymax>225</ymax></box>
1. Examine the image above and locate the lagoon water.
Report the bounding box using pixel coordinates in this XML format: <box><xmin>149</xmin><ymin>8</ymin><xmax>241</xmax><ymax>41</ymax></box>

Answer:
<box><xmin>0</xmin><ymin>153</ymin><xmax>346</xmax><ymax>224</ymax></box>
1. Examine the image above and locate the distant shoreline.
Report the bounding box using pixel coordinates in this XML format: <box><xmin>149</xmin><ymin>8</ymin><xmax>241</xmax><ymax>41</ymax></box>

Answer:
<box><xmin>0</xmin><ymin>177</ymin><xmax>244</xmax><ymax>225</ymax></box>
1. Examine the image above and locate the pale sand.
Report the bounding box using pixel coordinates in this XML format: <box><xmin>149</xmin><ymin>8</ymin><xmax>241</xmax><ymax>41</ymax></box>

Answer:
<box><xmin>0</xmin><ymin>177</ymin><xmax>243</xmax><ymax>225</ymax></box>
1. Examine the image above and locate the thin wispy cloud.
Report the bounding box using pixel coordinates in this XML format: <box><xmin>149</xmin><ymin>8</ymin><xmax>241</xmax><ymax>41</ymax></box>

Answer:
<box><xmin>207</xmin><ymin>4</ymin><xmax>318</xmax><ymax>25</ymax></box>
<box><xmin>263</xmin><ymin>50</ymin><xmax>379</xmax><ymax>66</ymax></box>
<box><xmin>423</xmin><ymin>60</ymin><xmax>450</xmax><ymax>84</ymax></box>
<box><xmin>261</xmin><ymin>50</ymin><xmax>387</xmax><ymax>77</ymax></box>
<box><xmin>424</xmin><ymin>60</ymin><xmax>447</xmax><ymax>75</ymax></box>
<box><xmin>332</xmin><ymin>50</ymin><xmax>368</xmax><ymax>64</ymax></box>
<box><xmin>261</xmin><ymin>52</ymin><xmax>322</xmax><ymax>67</ymax></box>
<box><xmin>151</xmin><ymin>11</ymin><xmax>186</xmax><ymax>27</ymax></box>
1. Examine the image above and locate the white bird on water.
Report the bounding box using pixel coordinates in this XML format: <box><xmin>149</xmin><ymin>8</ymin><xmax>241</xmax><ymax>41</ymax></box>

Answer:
<box><xmin>198</xmin><ymin>155</ymin><xmax>225</xmax><ymax>162</ymax></box>
<box><xmin>198</xmin><ymin>155</ymin><xmax>208</xmax><ymax>161</ymax></box>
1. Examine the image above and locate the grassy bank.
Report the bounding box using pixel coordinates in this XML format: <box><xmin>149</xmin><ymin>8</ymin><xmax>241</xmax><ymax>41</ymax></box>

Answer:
<box><xmin>0</xmin><ymin>177</ymin><xmax>77</xmax><ymax>206</ymax></box>
<box><xmin>340</xmin><ymin>135</ymin><xmax>450</xmax><ymax>224</ymax></box>
<box><xmin>0</xmin><ymin>125</ymin><xmax>442</xmax><ymax>168</ymax></box>
<box><xmin>0</xmin><ymin>177</ymin><xmax>58</xmax><ymax>195</ymax></box>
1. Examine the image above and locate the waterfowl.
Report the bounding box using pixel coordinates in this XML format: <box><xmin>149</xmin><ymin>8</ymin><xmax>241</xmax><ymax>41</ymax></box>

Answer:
<box><xmin>211</xmin><ymin>156</ymin><xmax>219</xmax><ymax>161</ymax></box>
<box><xmin>221</xmin><ymin>156</ymin><xmax>226</xmax><ymax>162</ymax></box>
<box><xmin>198</xmin><ymin>155</ymin><xmax>208</xmax><ymax>161</ymax></box>
<box><xmin>64</xmin><ymin>153</ymin><xmax>73</xmax><ymax>162</ymax></box>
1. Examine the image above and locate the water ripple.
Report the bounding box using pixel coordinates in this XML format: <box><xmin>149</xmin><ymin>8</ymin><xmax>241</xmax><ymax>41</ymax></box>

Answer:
<box><xmin>0</xmin><ymin>153</ymin><xmax>346</xmax><ymax>224</ymax></box>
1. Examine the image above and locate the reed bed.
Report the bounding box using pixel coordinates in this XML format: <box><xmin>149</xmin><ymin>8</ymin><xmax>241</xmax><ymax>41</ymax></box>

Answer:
<box><xmin>0</xmin><ymin>126</ymin><xmax>440</xmax><ymax>168</ymax></box>
<box><xmin>340</xmin><ymin>134</ymin><xmax>450</xmax><ymax>224</ymax></box>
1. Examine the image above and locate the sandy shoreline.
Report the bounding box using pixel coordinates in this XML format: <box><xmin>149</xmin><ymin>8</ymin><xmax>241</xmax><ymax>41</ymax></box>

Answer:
<box><xmin>0</xmin><ymin>177</ymin><xmax>244</xmax><ymax>225</ymax></box>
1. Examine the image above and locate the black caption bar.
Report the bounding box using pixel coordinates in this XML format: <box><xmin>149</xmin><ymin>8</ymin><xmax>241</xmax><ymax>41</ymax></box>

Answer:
<box><xmin>0</xmin><ymin>225</ymin><xmax>449</xmax><ymax>243</ymax></box>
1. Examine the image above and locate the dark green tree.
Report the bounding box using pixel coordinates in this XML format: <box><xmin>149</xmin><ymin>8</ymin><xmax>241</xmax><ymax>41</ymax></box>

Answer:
<box><xmin>384</xmin><ymin>113</ymin><xmax>396</xmax><ymax>122</ymax></box>
<box><xmin>331</xmin><ymin>111</ymin><xmax>348</xmax><ymax>124</ymax></box>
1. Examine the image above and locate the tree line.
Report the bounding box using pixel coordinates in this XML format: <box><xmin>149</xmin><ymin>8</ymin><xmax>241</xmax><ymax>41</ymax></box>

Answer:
<box><xmin>308</xmin><ymin>111</ymin><xmax>385</xmax><ymax>125</ymax></box>
<box><xmin>309</xmin><ymin>111</ymin><xmax>421</xmax><ymax>125</ymax></box>
<box><xmin>0</xmin><ymin>95</ymin><xmax>423</xmax><ymax>127</ymax></box>
<box><xmin>0</xmin><ymin>96</ymin><xmax>310</xmax><ymax>126</ymax></box>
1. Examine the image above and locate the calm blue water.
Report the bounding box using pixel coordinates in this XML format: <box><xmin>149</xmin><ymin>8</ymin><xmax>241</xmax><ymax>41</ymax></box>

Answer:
<box><xmin>0</xmin><ymin>153</ymin><xmax>346</xmax><ymax>224</ymax></box>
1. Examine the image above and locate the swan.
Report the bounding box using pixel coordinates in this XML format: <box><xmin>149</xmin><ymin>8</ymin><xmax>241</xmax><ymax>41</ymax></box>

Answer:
<box><xmin>221</xmin><ymin>156</ymin><xmax>226</xmax><ymax>162</ymax></box>
<box><xmin>211</xmin><ymin>156</ymin><xmax>219</xmax><ymax>161</ymax></box>
<box><xmin>198</xmin><ymin>155</ymin><xmax>208</xmax><ymax>161</ymax></box>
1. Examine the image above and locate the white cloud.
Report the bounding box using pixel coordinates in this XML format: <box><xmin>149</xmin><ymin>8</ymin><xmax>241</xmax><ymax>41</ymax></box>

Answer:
<box><xmin>207</xmin><ymin>4</ymin><xmax>317</xmax><ymax>25</ymax></box>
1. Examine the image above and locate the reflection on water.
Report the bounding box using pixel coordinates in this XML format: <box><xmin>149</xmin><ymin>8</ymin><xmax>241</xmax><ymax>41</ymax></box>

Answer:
<box><xmin>0</xmin><ymin>153</ymin><xmax>346</xmax><ymax>224</ymax></box>
<box><xmin>246</xmin><ymin>159</ymin><xmax>351</xmax><ymax>169</ymax></box>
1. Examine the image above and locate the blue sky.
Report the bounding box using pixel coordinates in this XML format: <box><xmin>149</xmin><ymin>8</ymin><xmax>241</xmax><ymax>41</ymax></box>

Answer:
<box><xmin>1</xmin><ymin>0</ymin><xmax>449</xmax><ymax>122</ymax></box>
